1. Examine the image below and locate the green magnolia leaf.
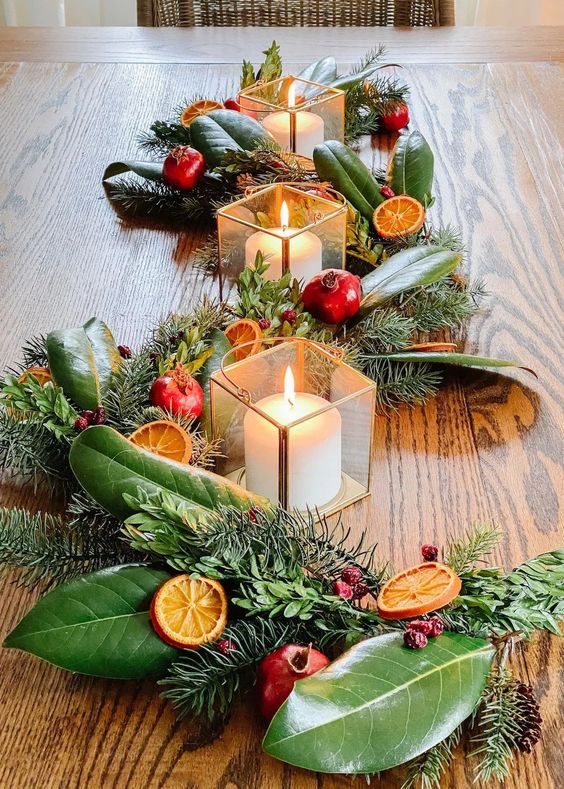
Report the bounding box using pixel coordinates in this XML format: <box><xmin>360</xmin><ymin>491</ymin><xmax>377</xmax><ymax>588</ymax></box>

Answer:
<box><xmin>328</xmin><ymin>64</ymin><xmax>389</xmax><ymax>91</ymax></box>
<box><xmin>3</xmin><ymin>564</ymin><xmax>177</xmax><ymax>679</ymax></box>
<box><xmin>388</xmin><ymin>130</ymin><xmax>434</xmax><ymax>205</ymax></box>
<box><xmin>191</xmin><ymin>109</ymin><xmax>272</xmax><ymax>169</ymax></box>
<box><xmin>69</xmin><ymin>425</ymin><xmax>270</xmax><ymax>520</ymax></box>
<box><xmin>102</xmin><ymin>160</ymin><xmax>164</xmax><ymax>182</ymax></box>
<box><xmin>82</xmin><ymin>317</ymin><xmax>122</xmax><ymax>394</ymax></box>
<box><xmin>47</xmin><ymin>327</ymin><xmax>101</xmax><ymax>410</ymax></box>
<box><xmin>358</xmin><ymin>246</ymin><xmax>461</xmax><ymax>317</ymax></box>
<box><xmin>263</xmin><ymin>631</ymin><xmax>494</xmax><ymax>774</ymax></box>
<box><xmin>313</xmin><ymin>140</ymin><xmax>384</xmax><ymax>221</ymax></box>
<box><xmin>378</xmin><ymin>351</ymin><xmax>536</xmax><ymax>376</ymax></box>
<box><xmin>199</xmin><ymin>329</ymin><xmax>232</xmax><ymax>439</ymax></box>
<box><xmin>297</xmin><ymin>56</ymin><xmax>338</xmax><ymax>87</ymax></box>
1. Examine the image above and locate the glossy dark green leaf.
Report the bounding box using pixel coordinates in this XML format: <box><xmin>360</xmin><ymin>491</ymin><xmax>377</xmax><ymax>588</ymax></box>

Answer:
<box><xmin>388</xmin><ymin>130</ymin><xmax>434</xmax><ymax>205</ymax></box>
<box><xmin>297</xmin><ymin>57</ymin><xmax>338</xmax><ymax>87</ymax></box>
<box><xmin>263</xmin><ymin>631</ymin><xmax>494</xmax><ymax>774</ymax></box>
<box><xmin>3</xmin><ymin>565</ymin><xmax>177</xmax><ymax>679</ymax></box>
<box><xmin>199</xmin><ymin>328</ymin><xmax>232</xmax><ymax>439</ymax></box>
<box><xmin>47</xmin><ymin>327</ymin><xmax>101</xmax><ymax>410</ymax></box>
<box><xmin>313</xmin><ymin>140</ymin><xmax>384</xmax><ymax>221</ymax></box>
<box><xmin>82</xmin><ymin>317</ymin><xmax>122</xmax><ymax>394</ymax></box>
<box><xmin>69</xmin><ymin>425</ymin><xmax>270</xmax><ymax>520</ymax></box>
<box><xmin>191</xmin><ymin>109</ymin><xmax>272</xmax><ymax>169</ymax></box>
<box><xmin>377</xmin><ymin>351</ymin><xmax>536</xmax><ymax>376</ymax></box>
<box><xmin>359</xmin><ymin>246</ymin><xmax>461</xmax><ymax>317</ymax></box>
<box><xmin>327</xmin><ymin>64</ymin><xmax>389</xmax><ymax>91</ymax></box>
<box><xmin>102</xmin><ymin>160</ymin><xmax>164</xmax><ymax>182</ymax></box>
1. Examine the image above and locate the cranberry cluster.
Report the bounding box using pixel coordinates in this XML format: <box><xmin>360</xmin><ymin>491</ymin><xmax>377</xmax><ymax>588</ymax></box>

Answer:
<box><xmin>333</xmin><ymin>566</ymin><xmax>369</xmax><ymax>601</ymax></box>
<box><xmin>74</xmin><ymin>406</ymin><xmax>106</xmax><ymax>432</ymax></box>
<box><xmin>403</xmin><ymin>616</ymin><xmax>444</xmax><ymax>649</ymax></box>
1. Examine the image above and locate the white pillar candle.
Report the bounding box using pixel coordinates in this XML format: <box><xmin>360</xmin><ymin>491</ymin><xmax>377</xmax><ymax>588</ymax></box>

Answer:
<box><xmin>261</xmin><ymin>81</ymin><xmax>324</xmax><ymax>159</ymax></box>
<box><xmin>245</xmin><ymin>227</ymin><xmax>322</xmax><ymax>282</ymax></box>
<box><xmin>244</xmin><ymin>367</ymin><xmax>342</xmax><ymax>510</ymax></box>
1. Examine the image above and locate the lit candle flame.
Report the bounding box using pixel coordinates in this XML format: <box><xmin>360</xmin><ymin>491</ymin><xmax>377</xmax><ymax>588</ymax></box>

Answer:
<box><xmin>288</xmin><ymin>81</ymin><xmax>296</xmax><ymax>109</ymax></box>
<box><xmin>280</xmin><ymin>200</ymin><xmax>289</xmax><ymax>229</ymax></box>
<box><xmin>284</xmin><ymin>366</ymin><xmax>295</xmax><ymax>407</ymax></box>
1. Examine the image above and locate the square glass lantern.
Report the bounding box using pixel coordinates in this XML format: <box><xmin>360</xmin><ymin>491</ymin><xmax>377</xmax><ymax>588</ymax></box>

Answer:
<box><xmin>216</xmin><ymin>182</ymin><xmax>347</xmax><ymax>298</ymax></box>
<box><xmin>210</xmin><ymin>337</ymin><xmax>376</xmax><ymax>517</ymax></box>
<box><xmin>237</xmin><ymin>76</ymin><xmax>345</xmax><ymax>158</ymax></box>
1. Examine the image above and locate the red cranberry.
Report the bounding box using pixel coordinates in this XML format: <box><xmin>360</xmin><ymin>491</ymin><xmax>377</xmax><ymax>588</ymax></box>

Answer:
<box><xmin>408</xmin><ymin>619</ymin><xmax>433</xmax><ymax>636</ymax></box>
<box><xmin>217</xmin><ymin>639</ymin><xmax>236</xmax><ymax>655</ymax></box>
<box><xmin>258</xmin><ymin>318</ymin><xmax>271</xmax><ymax>330</ymax></box>
<box><xmin>427</xmin><ymin>616</ymin><xmax>444</xmax><ymax>638</ymax></box>
<box><xmin>92</xmin><ymin>406</ymin><xmax>106</xmax><ymax>425</ymax></box>
<box><xmin>341</xmin><ymin>566</ymin><xmax>362</xmax><ymax>586</ymax></box>
<box><xmin>404</xmin><ymin>630</ymin><xmax>428</xmax><ymax>649</ymax></box>
<box><xmin>281</xmin><ymin>309</ymin><xmax>297</xmax><ymax>324</ymax></box>
<box><xmin>421</xmin><ymin>544</ymin><xmax>439</xmax><ymax>561</ymax></box>
<box><xmin>223</xmin><ymin>98</ymin><xmax>240</xmax><ymax>112</ymax></box>
<box><xmin>380</xmin><ymin>185</ymin><xmax>395</xmax><ymax>199</ymax></box>
<box><xmin>352</xmin><ymin>582</ymin><xmax>369</xmax><ymax>601</ymax></box>
<box><xmin>81</xmin><ymin>410</ymin><xmax>96</xmax><ymax>424</ymax></box>
<box><xmin>333</xmin><ymin>580</ymin><xmax>353</xmax><ymax>600</ymax></box>
<box><xmin>74</xmin><ymin>416</ymin><xmax>89</xmax><ymax>432</ymax></box>
<box><xmin>118</xmin><ymin>345</ymin><xmax>132</xmax><ymax>359</ymax></box>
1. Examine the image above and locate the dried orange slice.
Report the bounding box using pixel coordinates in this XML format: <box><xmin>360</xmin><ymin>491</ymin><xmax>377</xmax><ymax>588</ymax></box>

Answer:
<box><xmin>18</xmin><ymin>367</ymin><xmax>52</xmax><ymax>386</ymax></box>
<box><xmin>373</xmin><ymin>195</ymin><xmax>425</xmax><ymax>238</ymax></box>
<box><xmin>224</xmin><ymin>319</ymin><xmax>263</xmax><ymax>362</ymax></box>
<box><xmin>129</xmin><ymin>419</ymin><xmax>192</xmax><ymax>464</ymax></box>
<box><xmin>377</xmin><ymin>562</ymin><xmax>462</xmax><ymax>620</ymax></box>
<box><xmin>180</xmin><ymin>99</ymin><xmax>224</xmax><ymax>127</ymax></box>
<box><xmin>150</xmin><ymin>575</ymin><xmax>228</xmax><ymax>649</ymax></box>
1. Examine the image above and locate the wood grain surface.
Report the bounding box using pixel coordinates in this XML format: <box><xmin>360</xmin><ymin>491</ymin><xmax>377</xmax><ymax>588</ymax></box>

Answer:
<box><xmin>0</xmin><ymin>34</ymin><xmax>563</xmax><ymax>789</ymax></box>
<box><xmin>0</xmin><ymin>25</ymin><xmax>563</xmax><ymax>64</ymax></box>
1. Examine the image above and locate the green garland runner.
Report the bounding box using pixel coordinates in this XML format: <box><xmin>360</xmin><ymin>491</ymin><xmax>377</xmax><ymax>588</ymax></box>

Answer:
<box><xmin>0</xmin><ymin>40</ymin><xmax>561</xmax><ymax>787</ymax></box>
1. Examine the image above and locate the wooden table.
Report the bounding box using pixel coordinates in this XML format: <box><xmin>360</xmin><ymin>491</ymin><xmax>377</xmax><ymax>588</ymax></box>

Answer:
<box><xmin>0</xmin><ymin>26</ymin><xmax>562</xmax><ymax>789</ymax></box>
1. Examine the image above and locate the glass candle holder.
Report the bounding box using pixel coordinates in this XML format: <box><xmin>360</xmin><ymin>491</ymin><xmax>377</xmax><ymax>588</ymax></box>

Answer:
<box><xmin>210</xmin><ymin>337</ymin><xmax>376</xmax><ymax>516</ymax></box>
<box><xmin>216</xmin><ymin>182</ymin><xmax>347</xmax><ymax>299</ymax></box>
<box><xmin>238</xmin><ymin>76</ymin><xmax>345</xmax><ymax>159</ymax></box>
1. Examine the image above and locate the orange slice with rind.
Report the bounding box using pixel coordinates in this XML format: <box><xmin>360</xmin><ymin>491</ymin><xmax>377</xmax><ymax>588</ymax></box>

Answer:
<box><xmin>129</xmin><ymin>419</ymin><xmax>192</xmax><ymax>464</ymax></box>
<box><xmin>377</xmin><ymin>562</ymin><xmax>462</xmax><ymax>620</ymax></box>
<box><xmin>180</xmin><ymin>99</ymin><xmax>224</xmax><ymax>127</ymax></box>
<box><xmin>18</xmin><ymin>367</ymin><xmax>52</xmax><ymax>386</ymax></box>
<box><xmin>150</xmin><ymin>575</ymin><xmax>228</xmax><ymax>649</ymax></box>
<box><xmin>373</xmin><ymin>195</ymin><xmax>425</xmax><ymax>239</ymax></box>
<box><xmin>224</xmin><ymin>319</ymin><xmax>263</xmax><ymax>362</ymax></box>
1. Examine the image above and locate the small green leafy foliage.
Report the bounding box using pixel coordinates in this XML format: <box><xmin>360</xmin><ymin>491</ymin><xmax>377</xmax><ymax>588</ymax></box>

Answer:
<box><xmin>231</xmin><ymin>253</ymin><xmax>316</xmax><ymax>337</ymax></box>
<box><xmin>240</xmin><ymin>41</ymin><xmax>282</xmax><ymax>89</ymax></box>
<box><xmin>263</xmin><ymin>632</ymin><xmax>494</xmax><ymax>774</ymax></box>
<box><xmin>3</xmin><ymin>564</ymin><xmax>178</xmax><ymax>678</ymax></box>
<box><xmin>1</xmin><ymin>374</ymin><xmax>76</xmax><ymax>440</ymax></box>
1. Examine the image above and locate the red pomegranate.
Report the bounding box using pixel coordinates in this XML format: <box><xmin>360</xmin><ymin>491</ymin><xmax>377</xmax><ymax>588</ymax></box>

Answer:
<box><xmin>302</xmin><ymin>269</ymin><xmax>362</xmax><ymax>325</ymax></box>
<box><xmin>149</xmin><ymin>363</ymin><xmax>203</xmax><ymax>418</ymax></box>
<box><xmin>381</xmin><ymin>102</ymin><xmax>409</xmax><ymax>132</ymax></box>
<box><xmin>257</xmin><ymin>644</ymin><xmax>330</xmax><ymax>721</ymax></box>
<box><xmin>162</xmin><ymin>145</ymin><xmax>205</xmax><ymax>191</ymax></box>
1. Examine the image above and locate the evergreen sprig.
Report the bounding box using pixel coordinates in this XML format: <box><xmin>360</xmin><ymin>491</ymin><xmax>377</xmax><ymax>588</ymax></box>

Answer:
<box><xmin>160</xmin><ymin>618</ymin><xmax>296</xmax><ymax>721</ymax></box>
<box><xmin>345</xmin><ymin>75</ymin><xmax>410</xmax><ymax>144</ymax></box>
<box><xmin>1</xmin><ymin>375</ymin><xmax>76</xmax><ymax>440</ymax></box>
<box><xmin>444</xmin><ymin>523</ymin><xmax>502</xmax><ymax>575</ymax></box>
<box><xmin>401</xmin><ymin>726</ymin><xmax>462</xmax><ymax>789</ymax></box>
<box><xmin>137</xmin><ymin>119</ymin><xmax>192</xmax><ymax>157</ymax></box>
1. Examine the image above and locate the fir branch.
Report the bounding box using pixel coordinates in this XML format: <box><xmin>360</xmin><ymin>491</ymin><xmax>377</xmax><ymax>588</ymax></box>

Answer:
<box><xmin>402</xmin><ymin>726</ymin><xmax>462</xmax><ymax>789</ymax></box>
<box><xmin>160</xmin><ymin>618</ymin><xmax>297</xmax><ymax>722</ymax></box>
<box><xmin>345</xmin><ymin>75</ymin><xmax>409</xmax><ymax>144</ymax></box>
<box><xmin>104</xmin><ymin>352</ymin><xmax>154</xmax><ymax>432</ymax></box>
<box><xmin>0</xmin><ymin>506</ymin><xmax>134</xmax><ymax>590</ymax></box>
<box><xmin>137</xmin><ymin>119</ymin><xmax>192</xmax><ymax>157</ymax></box>
<box><xmin>106</xmin><ymin>177</ymin><xmax>226</xmax><ymax>223</ymax></box>
<box><xmin>20</xmin><ymin>334</ymin><xmax>48</xmax><ymax>368</ymax></box>
<box><xmin>353</xmin><ymin>307</ymin><xmax>417</xmax><ymax>354</ymax></box>
<box><xmin>401</xmin><ymin>277</ymin><xmax>486</xmax><ymax>333</ymax></box>
<box><xmin>444</xmin><ymin>523</ymin><xmax>502</xmax><ymax>575</ymax></box>
<box><xmin>360</xmin><ymin>357</ymin><xmax>443</xmax><ymax>409</ymax></box>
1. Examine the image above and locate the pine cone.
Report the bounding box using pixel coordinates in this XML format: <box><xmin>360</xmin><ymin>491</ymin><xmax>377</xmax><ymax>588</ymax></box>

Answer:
<box><xmin>514</xmin><ymin>683</ymin><xmax>542</xmax><ymax>753</ymax></box>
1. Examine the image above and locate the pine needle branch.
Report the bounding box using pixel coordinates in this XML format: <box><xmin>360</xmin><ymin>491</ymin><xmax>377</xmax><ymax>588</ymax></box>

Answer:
<box><xmin>444</xmin><ymin>524</ymin><xmax>502</xmax><ymax>575</ymax></box>
<box><xmin>360</xmin><ymin>358</ymin><xmax>443</xmax><ymax>409</ymax></box>
<box><xmin>20</xmin><ymin>334</ymin><xmax>49</xmax><ymax>368</ymax></box>
<box><xmin>137</xmin><ymin>119</ymin><xmax>192</xmax><ymax>156</ymax></box>
<box><xmin>402</xmin><ymin>726</ymin><xmax>462</xmax><ymax>789</ymax></box>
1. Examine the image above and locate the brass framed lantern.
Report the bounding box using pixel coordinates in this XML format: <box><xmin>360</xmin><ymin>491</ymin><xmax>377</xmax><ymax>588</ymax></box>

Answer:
<box><xmin>216</xmin><ymin>182</ymin><xmax>347</xmax><ymax>299</ymax></box>
<box><xmin>210</xmin><ymin>337</ymin><xmax>376</xmax><ymax>517</ymax></box>
<box><xmin>237</xmin><ymin>76</ymin><xmax>345</xmax><ymax>159</ymax></box>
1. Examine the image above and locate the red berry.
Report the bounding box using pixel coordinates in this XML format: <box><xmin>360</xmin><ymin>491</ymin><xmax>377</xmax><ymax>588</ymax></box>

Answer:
<box><xmin>341</xmin><ymin>566</ymin><xmax>362</xmax><ymax>586</ymax></box>
<box><xmin>421</xmin><ymin>544</ymin><xmax>439</xmax><ymax>562</ymax></box>
<box><xmin>257</xmin><ymin>644</ymin><xmax>330</xmax><ymax>720</ymax></box>
<box><xmin>301</xmin><ymin>269</ymin><xmax>362</xmax><ymax>325</ymax></box>
<box><xmin>404</xmin><ymin>629</ymin><xmax>428</xmax><ymax>649</ymax></box>
<box><xmin>408</xmin><ymin>619</ymin><xmax>433</xmax><ymax>636</ymax></box>
<box><xmin>74</xmin><ymin>416</ymin><xmax>89</xmax><ymax>432</ymax></box>
<box><xmin>150</xmin><ymin>363</ymin><xmax>204</xmax><ymax>419</ymax></box>
<box><xmin>352</xmin><ymin>582</ymin><xmax>369</xmax><ymax>601</ymax></box>
<box><xmin>92</xmin><ymin>406</ymin><xmax>106</xmax><ymax>425</ymax></box>
<box><xmin>281</xmin><ymin>309</ymin><xmax>297</xmax><ymax>324</ymax></box>
<box><xmin>258</xmin><ymin>318</ymin><xmax>271</xmax><ymax>330</ymax></box>
<box><xmin>333</xmin><ymin>580</ymin><xmax>353</xmax><ymax>600</ymax></box>
<box><xmin>162</xmin><ymin>145</ymin><xmax>205</xmax><ymax>191</ymax></box>
<box><xmin>118</xmin><ymin>345</ymin><xmax>132</xmax><ymax>359</ymax></box>
<box><xmin>427</xmin><ymin>616</ymin><xmax>445</xmax><ymax>638</ymax></box>
<box><xmin>217</xmin><ymin>638</ymin><xmax>236</xmax><ymax>655</ymax></box>
<box><xmin>223</xmin><ymin>98</ymin><xmax>241</xmax><ymax>112</ymax></box>
<box><xmin>381</xmin><ymin>102</ymin><xmax>409</xmax><ymax>132</ymax></box>
<box><xmin>380</xmin><ymin>185</ymin><xmax>395</xmax><ymax>199</ymax></box>
<box><xmin>82</xmin><ymin>410</ymin><xmax>96</xmax><ymax>424</ymax></box>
